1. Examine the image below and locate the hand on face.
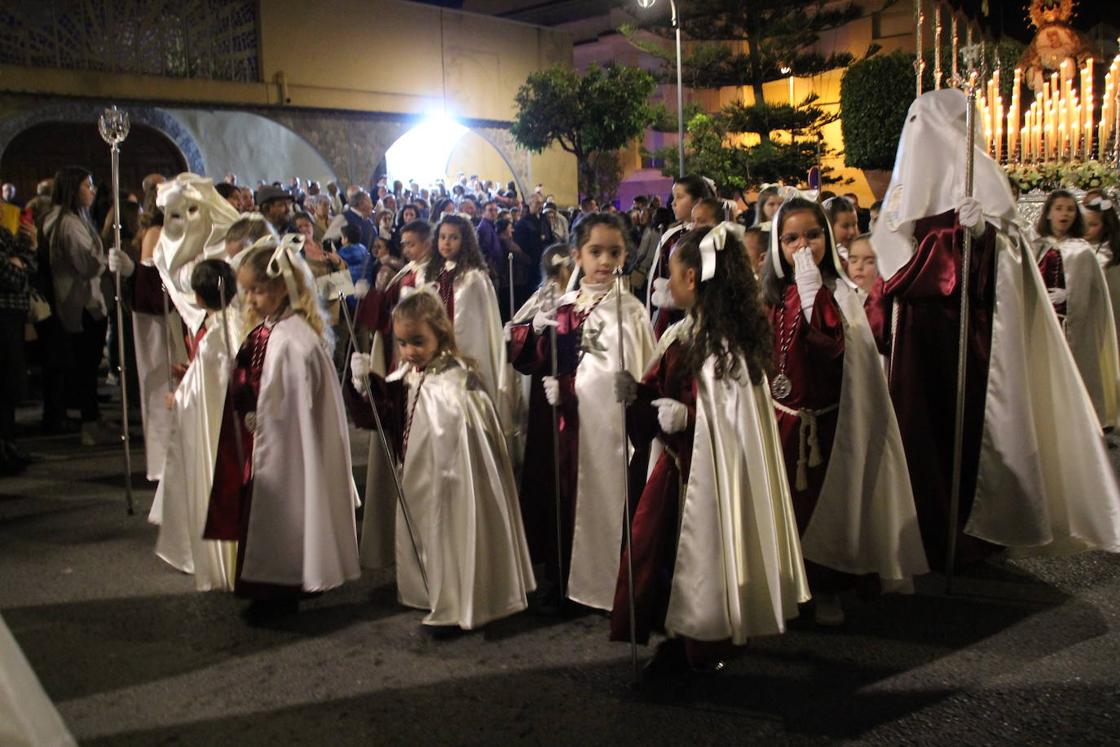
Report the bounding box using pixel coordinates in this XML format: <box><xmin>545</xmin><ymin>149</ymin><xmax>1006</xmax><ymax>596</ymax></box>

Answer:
<box><xmin>778</xmin><ymin>210</ymin><xmax>827</xmax><ymax>268</ymax></box>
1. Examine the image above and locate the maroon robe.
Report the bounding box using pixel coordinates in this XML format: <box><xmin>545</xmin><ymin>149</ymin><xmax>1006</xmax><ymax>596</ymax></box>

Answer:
<box><xmin>606</xmin><ymin>335</ymin><xmax>738</xmax><ymax>666</ymax></box>
<box><xmin>768</xmin><ymin>284</ymin><xmax>855</xmax><ymax>593</ymax></box>
<box><xmin>1037</xmin><ymin>246</ymin><xmax>1068</xmax><ymax>322</ymax></box>
<box><xmin>607</xmin><ymin>338</ymin><xmax>694</xmax><ymax>643</ymax></box>
<box><xmin>203</xmin><ymin>321</ymin><xmax>299</xmax><ymax>599</ymax></box>
<box><xmin>355</xmin><ymin>267</ymin><xmax>417</xmax><ymax>372</ymax></box>
<box><xmin>875</xmin><ymin>210</ymin><xmax>998</xmax><ymax>571</ymax></box>
<box><xmin>508</xmin><ymin>307</ymin><xmax>584</xmax><ymax>590</ymax></box>
<box><xmin>768</xmin><ymin>284</ymin><xmax>844</xmax><ymax>533</ymax></box>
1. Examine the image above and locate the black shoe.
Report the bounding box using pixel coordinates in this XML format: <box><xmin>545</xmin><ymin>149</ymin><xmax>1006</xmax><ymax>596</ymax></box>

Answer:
<box><xmin>3</xmin><ymin>441</ymin><xmax>35</xmax><ymax>465</ymax></box>
<box><xmin>0</xmin><ymin>455</ymin><xmax>27</xmax><ymax>477</ymax></box>
<box><xmin>241</xmin><ymin>598</ymin><xmax>299</xmax><ymax>625</ymax></box>
<box><xmin>41</xmin><ymin>418</ymin><xmax>80</xmax><ymax>435</ymax></box>
<box><xmin>423</xmin><ymin>624</ymin><xmax>465</xmax><ymax>640</ymax></box>
<box><xmin>642</xmin><ymin>638</ymin><xmax>689</xmax><ymax>680</ymax></box>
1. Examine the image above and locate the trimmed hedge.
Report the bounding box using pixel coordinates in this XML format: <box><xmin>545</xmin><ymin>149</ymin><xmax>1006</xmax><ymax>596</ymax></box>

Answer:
<box><xmin>840</xmin><ymin>51</ymin><xmax>915</xmax><ymax>171</ymax></box>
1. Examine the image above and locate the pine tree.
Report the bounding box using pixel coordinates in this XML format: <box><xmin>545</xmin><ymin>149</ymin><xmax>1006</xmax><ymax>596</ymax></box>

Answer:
<box><xmin>627</xmin><ymin>0</ymin><xmax>875</xmax><ymax>190</ymax></box>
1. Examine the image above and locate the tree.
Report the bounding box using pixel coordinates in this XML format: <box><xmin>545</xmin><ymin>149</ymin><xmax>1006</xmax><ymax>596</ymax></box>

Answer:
<box><xmin>510</xmin><ymin>64</ymin><xmax>657</xmax><ymax>200</ymax></box>
<box><xmin>626</xmin><ymin>0</ymin><xmax>873</xmax><ymax>189</ymax></box>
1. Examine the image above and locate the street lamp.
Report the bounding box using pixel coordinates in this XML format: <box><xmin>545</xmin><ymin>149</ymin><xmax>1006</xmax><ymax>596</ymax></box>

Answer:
<box><xmin>637</xmin><ymin>0</ymin><xmax>686</xmax><ymax>178</ymax></box>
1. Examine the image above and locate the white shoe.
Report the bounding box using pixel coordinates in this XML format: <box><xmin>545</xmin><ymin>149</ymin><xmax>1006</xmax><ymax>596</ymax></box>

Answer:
<box><xmin>813</xmin><ymin>593</ymin><xmax>845</xmax><ymax>627</ymax></box>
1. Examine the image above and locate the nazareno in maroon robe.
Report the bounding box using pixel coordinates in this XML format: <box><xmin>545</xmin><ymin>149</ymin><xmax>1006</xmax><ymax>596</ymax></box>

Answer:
<box><xmin>354</xmin><ymin>267</ymin><xmax>417</xmax><ymax>372</ymax></box>
<box><xmin>768</xmin><ymin>283</ymin><xmax>853</xmax><ymax>592</ymax></box>
<box><xmin>606</xmin><ymin>334</ymin><xmax>735</xmax><ymax>666</ymax></box>
<box><xmin>507</xmin><ymin>306</ymin><xmax>584</xmax><ymax>591</ymax></box>
<box><xmin>869</xmin><ymin>210</ymin><xmax>998</xmax><ymax>572</ymax></box>
<box><xmin>1037</xmin><ymin>245</ymin><xmax>1068</xmax><ymax>322</ymax></box>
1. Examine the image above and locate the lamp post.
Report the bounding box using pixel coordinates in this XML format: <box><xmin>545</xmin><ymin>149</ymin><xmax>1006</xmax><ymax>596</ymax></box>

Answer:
<box><xmin>638</xmin><ymin>0</ymin><xmax>686</xmax><ymax>178</ymax></box>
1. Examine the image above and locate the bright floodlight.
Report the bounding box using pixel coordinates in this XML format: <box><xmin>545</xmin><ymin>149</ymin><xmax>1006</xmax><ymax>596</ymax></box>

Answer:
<box><xmin>636</xmin><ymin>0</ymin><xmax>657</xmax><ymax>8</ymax></box>
<box><xmin>385</xmin><ymin>110</ymin><xmax>468</xmax><ymax>187</ymax></box>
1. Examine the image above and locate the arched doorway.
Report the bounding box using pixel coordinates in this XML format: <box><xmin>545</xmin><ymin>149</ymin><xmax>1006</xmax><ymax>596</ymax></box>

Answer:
<box><xmin>1</xmin><ymin>121</ymin><xmax>187</xmax><ymax>204</ymax></box>
<box><xmin>380</xmin><ymin>115</ymin><xmax>525</xmax><ymax>199</ymax></box>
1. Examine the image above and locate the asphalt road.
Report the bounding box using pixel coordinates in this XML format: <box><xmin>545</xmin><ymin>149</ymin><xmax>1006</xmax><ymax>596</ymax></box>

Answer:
<box><xmin>2</xmin><ymin>409</ymin><xmax>1119</xmax><ymax>745</ymax></box>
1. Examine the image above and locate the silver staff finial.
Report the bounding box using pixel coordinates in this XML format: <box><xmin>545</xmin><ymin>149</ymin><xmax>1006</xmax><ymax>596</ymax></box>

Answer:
<box><xmin>98</xmin><ymin>106</ymin><xmax>131</xmax><ymax>146</ymax></box>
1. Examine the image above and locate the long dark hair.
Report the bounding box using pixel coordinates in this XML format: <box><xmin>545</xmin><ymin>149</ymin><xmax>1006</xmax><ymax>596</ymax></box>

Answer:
<box><xmin>674</xmin><ymin>174</ymin><xmax>716</xmax><ymax>203</ymax></box>
<box><xmin>50</xmin><ymin>165</ymin><xmax>92</xmax><ymax>215</ymax></box>
<box><xmin>573</xmin><ymin>212</ymin><xmax>632</xmax><ymax>253</ymax></box>
<box><xmin>674</xmin><ymin>226</ymin><xmax>772</xmax><ymax>385</ymax></box>
<box><xmin>1085</xmin><ymin>197</ymin><xmax>1120</xmax><ymax>268</ymax></box>
<box><xmin>1037</xmin><ymin>188</ymin><xmax>1085</xmax><ymax>239</ymax></box>
<box><xmin>426</xmin><ymin>214</ymin><xmax>488</xmax><ymax>283</ymax></box>
<box><xmin>761</xmin><ymin>197</ymin><xmax>841</xmax><ymax>308</ymax></box>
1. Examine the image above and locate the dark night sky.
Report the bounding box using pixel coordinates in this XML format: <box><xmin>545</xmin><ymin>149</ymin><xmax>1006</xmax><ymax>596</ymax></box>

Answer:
<box><xmin>972</xmin><ymin>0</ymin><xmax>1118</xmax><ymax>43</ymax></box>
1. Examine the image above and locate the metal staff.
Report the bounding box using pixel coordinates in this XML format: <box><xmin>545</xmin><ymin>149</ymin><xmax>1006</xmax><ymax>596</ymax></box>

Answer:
<box><xmin>945</xmin><ymin>63</ymin><xmax>980</xmax><ymax>593</ymax></box>
<box><xmin>216</xmin><ymin>277</ymin><xmax>245</xmax><ymax>469</ymax></box>
<box><xmin>162</xmin><ymin>284</ymin><xmax>176</xmax><ymax>393</ymax></box>
<box><xmin>547</xmin><ymin>282</ymin><xmax>565</xmax><ymax>597</ymax></box>
<box><xmin>339</xmin><ymin>290</ymin><xmax>430</xmax><ymax>598</ymax></box>
<box><xmin>507</xmin><ymin>250</ymin><xmax>515</xmax><ymax>320</ymax></box>
<box><xmin>613</xmin><ymin>267</ymin><xmax>639</xmax><ymax>686</ymax></box>
<box><xmin>98</xmin><ymin>106</ymin><xmax>134</xmax><ymax>516</ymax></box>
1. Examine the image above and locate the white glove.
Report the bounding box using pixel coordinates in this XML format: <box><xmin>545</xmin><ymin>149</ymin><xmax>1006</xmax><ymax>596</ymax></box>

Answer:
<box><xmin>503</xmin><ymin>322</ymin><xmax>513</xmax><ymax>342</ymax></box>
<box><xmin>652</xmin><ymin>398</ymin><xmax>688</xmax><ymax>434</ymax></box>
<box><xmin>353</xmin><ymin>279</ymin><xmax>370</xmax><ymax>299</ymax></box>
<box><xmin>532</xmin><ymin>304</ymin><xmax>559</xmax><ymax>334</ymax></box>
<box><xmin>108</xmin><ymin>247</ymin><xmax>135</xmax><ymax>277</ymax></box>
<box><xmin>350</xmin><ymin>352</ymin><xmax>372</xmax><ymax>395</ymax></box>
<box><xmin>1047</xmin><ymin>287</ymin><xmax>1068</xmax><ymax>306</ymax></box>
<box><xmin>958</xmin><ymin>196</ymin><xmax>985</xmax><ymax>236</ymax></box>
<box><xmin>793</xmin><ymin>247</ymin><xmax>822</xmax><ymax>322</ymax></box>
<box><xmin>650</xmin><ymin>277</ymin><xmax>676</xmax><ymax>309</ymax></box>
<box><xmin>543</xmin><ymin>375</ymin><xmax>561</xmax><ymax>406</ymax></box>
<box><xmin>614</xmin><ymin>371</ymin><xmax>637</xmax><ymax>404</ymax></box>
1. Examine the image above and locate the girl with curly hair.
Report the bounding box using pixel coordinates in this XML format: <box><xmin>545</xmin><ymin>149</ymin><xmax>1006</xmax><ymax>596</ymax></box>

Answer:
<box><xmin>763</xmin><ymin>196</ymin><xmax>927</xmax><ymax>628</ymax></box>
<box><xmin>424</xmin><ymin>214</ymin><xmax>518</xmax><ymax>441</ymax></box>
<box><xmin>610</xmin><ymin>221</ymin><xmax>809</xmax><ymax>677</ymax></box>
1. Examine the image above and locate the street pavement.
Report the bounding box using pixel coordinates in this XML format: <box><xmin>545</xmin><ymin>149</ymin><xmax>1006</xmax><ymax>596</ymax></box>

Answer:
<box><xmin>2</xmin><ymin>406</ymin><xmax>1119</xmax><ymax>745</ymax></box>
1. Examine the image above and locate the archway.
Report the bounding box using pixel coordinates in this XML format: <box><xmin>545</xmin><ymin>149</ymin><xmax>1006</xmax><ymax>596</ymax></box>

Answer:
<box><xmin>381</xmin><ymin>115</ymin><xmax>525</xmax><ymax>199</ymax></box>
<box><xmin>1</xmin><ymin>121</ymin><xmax>187</xmax><ymax>203</ymax></box>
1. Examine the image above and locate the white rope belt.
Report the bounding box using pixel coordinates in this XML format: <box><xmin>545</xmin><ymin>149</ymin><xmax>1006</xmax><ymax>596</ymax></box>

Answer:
<box><xmin>773</xmin><ymin>400</ymin><xmax>839</xmax><ymax>491</ymax></box>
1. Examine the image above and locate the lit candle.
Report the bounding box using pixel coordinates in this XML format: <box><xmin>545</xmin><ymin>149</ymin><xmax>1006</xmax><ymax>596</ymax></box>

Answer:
<box><xmin>933</xmin><ymin>2</ymin><xmax>942</xmax><ymax>90</ymax></box>
<box><xmin>951</xmin><ymin>14</ymin><xmax>959</xmax><ymax>83</ymax></box>
<box><xmin>915</xmin><ymin>0</ymin><xmax>925</xmax><ymax>98</ymax></box>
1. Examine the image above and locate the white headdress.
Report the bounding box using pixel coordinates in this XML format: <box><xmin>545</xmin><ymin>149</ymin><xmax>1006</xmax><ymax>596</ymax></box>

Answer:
<box><xmin>870</xmin><ymin>88</ymin><xmax>1018</xmax><ymax>280</ymax></box>
<box><xmin>156</xmin><ymin>173</ymin><xmax>241</xmax><ymax>272</ymax></box>
<box><xmin>698</xmin><ymin>221</ymin><xmax>745</xmax><ymax>281</ymax></box>
<box><xmin>768</xmin><ymin>189</ymin><xmax>856</xmax><ymax>289</ymax></box>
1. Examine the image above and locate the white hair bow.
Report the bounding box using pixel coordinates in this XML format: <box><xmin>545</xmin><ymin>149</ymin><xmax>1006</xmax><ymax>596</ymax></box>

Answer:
<box><xmin>266</xmin><ymin>233</ymin><xmax>305</xmax><ymax>302</ymax></box>
<box><xmin>1087</xmin><ymin>197</ymin><xmax>1114</xmax><ymax>212</ymax></box>
<box><xmin>699</xmin><ymin>221</ymin><xmax>745</xmax><ymax>281</ymax></box>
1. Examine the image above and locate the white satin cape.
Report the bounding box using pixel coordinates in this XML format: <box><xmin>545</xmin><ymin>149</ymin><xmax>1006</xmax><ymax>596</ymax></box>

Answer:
<box><xmin>240</xmin><ymin>314</ymin><xmax>361</xmax><ymax>590</ymax></box>
<box><xmin>666</xmin><ymin>357</ymin><xmax>810</xmax><ymax>644</ymax></box>
<box><xmin>1037</xmin><ymin>236</ymin><xmax>1120</xmax><ymax>429</ymax></box>
<box><xmin>148</xmin><ymin>311</ymin><xmax>242</xmax><ymax>591</ymax></box>
<box><xmin>0</xmin><ymin>613</ymin><xmax>76</xmax><ymax>747</ymax></box>
<box><xmin>445</xmin><ymin>267</ymin><xmax>522</xmax><ymax>450</ymax></box>
<box><xmin>799</xmin><ymin>282</ymin><xmax>930</xmax><ymax>581</ymax></box>
<box><xmin>565</xmin><ymin>285</ymin><xmax>656</xmax><ymax>611</ymax></box>
<box><xmin>389</xmin><ymin>357</ymin><xmax>536</xmax><ymax>628</ymax></box>
<box><xmin>964</xmin><ymin>225</ymin><xmax>1120</xmax><ymax>553</ymax></box>
<box><xmin>133</xmin><ymin>305</ymin><xmax>189</xmax><ymax>481</ymax></box>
